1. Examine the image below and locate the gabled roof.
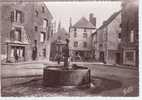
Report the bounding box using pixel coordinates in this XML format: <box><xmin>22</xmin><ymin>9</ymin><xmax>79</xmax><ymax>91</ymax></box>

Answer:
<box><xmin>51</xmin><ymin>28</ymin><xmax>69</xmax><ymax>42</ymax></box>
<box><xmin>98</xmin><ymin>11</ymin><xmax>121</xmax><ymax>30</ymax></box>
<box><xmin>72</xmin><ymin>17</ymin><xmax>95</xmax><ymax>29</ymax></box>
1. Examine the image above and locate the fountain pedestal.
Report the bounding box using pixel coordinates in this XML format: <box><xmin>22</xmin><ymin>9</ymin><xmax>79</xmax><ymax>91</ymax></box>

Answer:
<box><xmin>43</xmin><ymin>39</ymin><xmax>91</xmax><ymax>88</ymax></box>
<box><xmin>43</xmin><ymin>65</ymin><xmax>91</xmax><ymax>88</ymax></box>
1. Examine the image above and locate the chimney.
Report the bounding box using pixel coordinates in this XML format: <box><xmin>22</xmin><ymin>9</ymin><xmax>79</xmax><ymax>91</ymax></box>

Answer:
<box><xmin>89</xmin><ymin>13</ymin><xmax>96</xmax><ymax>27</ymax></box>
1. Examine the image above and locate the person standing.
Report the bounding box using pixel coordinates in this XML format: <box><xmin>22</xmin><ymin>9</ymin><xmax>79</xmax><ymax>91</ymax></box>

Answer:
<box><xmin>32</xmin><ymin>46</ymin><xmax>37</xmax><ymax>60</ymax></box>
<box><xmin>14</xmin><ymin>47</ymin><xmax>18</xmax><ymax>63</ymax></box>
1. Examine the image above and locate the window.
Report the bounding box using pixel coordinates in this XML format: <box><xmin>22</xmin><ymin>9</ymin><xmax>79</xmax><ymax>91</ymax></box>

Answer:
<box><xmin>16</xmin><ymin>10</ymin><xmax>24</xmax><ymax>23</ymax></box>
<box><xmin>10</xmin><ymin>30</ymin><xmax>15</xmax><ymax>41</ymax></box>
<box><xmin>74</xmin><ymin>41</ymin><xmax>78</xmax><ymax>47</ymax></box>
<box><xmin>43</xmin><ymin>48</ymin><xmax>46</xmax><ymax>57</ymax></box>
<box><xmin>119</xmin><ymin>23</ymin><xmax>122</xmax><ymax>28</ymax></box>
<box><xmin>11</xmin><ymin>10</ymin><xmax>24</xmax><ymax>23</ymax></box>
<box><xmin>118</xmin><ymin>33</ymin><xmax>121</xmax><ymax>39</ymax></box>
<box><xmin>43</xmin><ymin>19</ymin><xmax>48</xmax><ymax>28</ymax></box>
<box><xmin>99</xmin><ymin>44</ymin><xmax>103</xmax><ymax>47</ymax></box>
<box><xmin>11</xmin><ymin>47</ymin><xmax>14</xmax><ymax>57</ymax></box>
<box><xmin>83</xmin><ymin>33</ymin><xmax>87</xmax><ymax>38</ymax></box>
<box><xmin>125</xmin><ymin>52</ymin><xmax>134</xmax><ymax>61</ymax></box>
<box><xmin>130</xmin><ymin>30</ymin><xmax>134</xmax><ymax>42</ymax></box>
<box><xmin>35</xmin><ymin>26</ymin><xmax>38</xmax><ymax>31</ymax></box>
<box><xmin>10</xmin><ymin>28</ymin><xmax>21</xmax><ymax>41</ymax></box>
<box><xmin>42</xmin><ymin>6</ymin><xmax>45</xmax><ymax>13</ymax></box>
<box><xmin>40</xmin><ymin>32</ymin><xmax>45</xmax><ymax>42</ymax></box>
<box><xmin>74</xmin><ymin>32</ymin><xmax>77</xmax><ymax>38</ymax></box>
<box><xmin>35</xmin><ymin>10</ymin><xmax>38</xmax><ymax>16</ymax></box>
<box><xmin>74</xmin><ymin>28</ymin><xmax>77</xmax><ymax>32</ymax></box>
<box><xmin>11</xmin><ymin>11</ymin><xmax>14</xmax><ymax>22</ymax></box>
<box><xmin>84</xmin><ymin>28</ymin><xmax>86</xmax><ymax>32</ymax></box>
<box><xmin>83</xmin><ymin>42</ymin><xmax>87</xmax><ymax>48</ymax></box>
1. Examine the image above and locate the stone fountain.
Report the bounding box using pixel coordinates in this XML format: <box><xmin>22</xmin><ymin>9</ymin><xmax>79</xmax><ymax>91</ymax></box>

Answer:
<box><xmin>43</xmin><ymin>39</ymin><xmax>91</xmax><ymax>88</ymax></box>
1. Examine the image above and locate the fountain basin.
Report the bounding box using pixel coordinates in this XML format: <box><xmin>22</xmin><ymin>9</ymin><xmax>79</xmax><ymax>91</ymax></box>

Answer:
<box><xmin>43</xmin><ymin>65</ymin><xmax>91</xmax><ymax>88</ymax></box>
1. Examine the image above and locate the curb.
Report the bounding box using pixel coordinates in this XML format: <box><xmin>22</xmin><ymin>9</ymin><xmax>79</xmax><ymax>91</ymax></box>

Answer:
<box><xmin>2</xmin><ymin>74</ymin><xmax>42</xmax><ymax>79</ymax></box>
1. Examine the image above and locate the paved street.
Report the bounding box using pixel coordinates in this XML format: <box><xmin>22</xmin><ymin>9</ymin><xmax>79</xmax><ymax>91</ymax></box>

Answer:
<box><xmin>1</xmin><ymin>62</ymin><xmax>139</xmax><ymax>96</ymax></box>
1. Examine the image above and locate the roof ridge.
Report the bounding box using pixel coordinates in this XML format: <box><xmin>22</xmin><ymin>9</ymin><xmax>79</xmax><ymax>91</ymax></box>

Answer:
<box><xmin>72</xmin><ymin>16</ymin><xmax>95</xmax><ymax>29</ymax></box>
<box><xmin>98</xmin><ymin>10</ymin><xmax>121</xmax><ymax>29</ymax></box>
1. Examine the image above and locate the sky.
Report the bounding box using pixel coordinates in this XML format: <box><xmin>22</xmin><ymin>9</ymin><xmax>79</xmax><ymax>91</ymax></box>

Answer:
<box><xmin>45</xmin><ymin>1</ymin><xmax>121</xmax><ymax>32</ymax></box>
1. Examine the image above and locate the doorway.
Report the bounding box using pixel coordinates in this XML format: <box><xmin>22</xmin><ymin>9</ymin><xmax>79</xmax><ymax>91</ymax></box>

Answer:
<box><xmin>99</xmin><ymin>51</ymin><xmax>104</xmax><ymax>63</ymax></box>
<box><xmin>116</xmin><ymin>53</ymin><xmax>120</xmax><ymax>64</ymax></box>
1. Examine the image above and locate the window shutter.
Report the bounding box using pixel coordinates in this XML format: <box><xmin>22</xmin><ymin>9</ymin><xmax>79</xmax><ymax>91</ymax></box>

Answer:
<box><xmin>21</xmin><ymin>12</ymin><xmax>24</xmax><ymax>23</ymax></box>
<box><xmin>11</xmin><ymin>11</ymin><xmax>14</xmax><ymax>22</ymax></box>
<box><xmin>10</xmin><ymin>30</ymin><xmax>14</xmax><ymax>40</ymax></box>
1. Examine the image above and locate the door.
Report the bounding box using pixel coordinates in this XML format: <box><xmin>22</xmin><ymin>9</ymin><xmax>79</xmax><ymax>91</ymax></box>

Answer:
<box><xmin>99</xmin><ymin>52</ymin><xmax>104</xmax><ymax>62</ymax></box>
<box><xmin>116</xmin><ymin>53</ymin><xmax>120</xmax><ymax>64</ymax></box>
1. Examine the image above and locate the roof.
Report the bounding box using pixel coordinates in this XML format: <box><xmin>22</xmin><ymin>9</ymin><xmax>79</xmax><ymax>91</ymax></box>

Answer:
<box><xmin>51</xmin><ymin>28</ymin><xmax>69</xmax><ymax>42</ymax></box>
<box><xmin>98</xmin><ymin>11</ymin><xmax>121</xmax><ymax>30</ymax></box>
<box><xmin>72</xmin><ymin>17</ymin><xmax>95</xmax><ymax>29</ymax></box>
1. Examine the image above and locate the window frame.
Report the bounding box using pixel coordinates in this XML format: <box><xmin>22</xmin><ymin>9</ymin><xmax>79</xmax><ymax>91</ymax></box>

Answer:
<box><xmin>74</xmin><ymin>41</ymin><xmax>78</xmax><ymax>47</ymax></box>
<box><xmin>83</xmin><ymin>42</ymin><xmax>87</xmax><ymax>48</ymax></box>
<box><xmin>40</xmin><ymin>32</ymin><xmax>46</xmax><ymax>42</ymax></box>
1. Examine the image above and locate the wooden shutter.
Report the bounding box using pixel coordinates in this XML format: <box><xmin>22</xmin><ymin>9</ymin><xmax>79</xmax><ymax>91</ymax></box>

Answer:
<box><xmin>10</xmin><ymin>30</ymin><xmax>14</xmax><ymax>40</ymax></box>
<box><xmin>10</xmin><ymin>11</ymin><xmax>14</xmax><ymax>22</ymax></box>
<box><xmin>21</xmin><ymin>12</ymin><xmax>24</xmax><ymax>23</ymax></box>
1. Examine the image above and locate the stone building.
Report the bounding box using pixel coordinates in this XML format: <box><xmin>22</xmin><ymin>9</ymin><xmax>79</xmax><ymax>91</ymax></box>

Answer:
<box><xmin>50</xmin><ymin>22</ymin><xmax>69</xmax><ymax>61</ymax></box>
<box><xmin>120</xmin><ymin>0</ymin><xmax>138</xmax><ymax>66</ymax></box>
<box><xmin>1</xmin><ymin>2</ymin><xmax>31</xmax><ymax>62</ymax></box>
<box><xmin>24</xmin><ymin>2</ymin><xmax>53</xmax><ymax>61</ymax></box>
<box><xmin>93</xmin><ymin>11</ymin><xmax>121</xmax><ymax>64</ymax></box>
<box><xmin>69</xmin><ymin>15</ymin><xmax>96</xmax><ymax>61</ymax></box>
<box><xmin>1</xmin><ymin>2</ymin><xmax>53</xmax><ymax>62</ymax></box>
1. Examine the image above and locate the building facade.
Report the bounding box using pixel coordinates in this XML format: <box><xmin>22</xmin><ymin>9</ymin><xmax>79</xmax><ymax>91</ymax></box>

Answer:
<box><xmin>69</xmin><ymin>15</ymin><xmax>96</xmax><ymax>61</ymax></box>
<box><xmin>94</xmin><ymin>11</ymin><xmax>121</xmax><ymax>64</ymax></box>
<box><xmin>120</xmin><ymin>0</ymin><xmax>138</xmax><ymax>66</ymax></box>
<box><xmin>1</xmin><ymin>2</ymin><xmax>31</xmax><ymax>63</ymax></box>
<box><xmin>1</xmin><ymin>2</ymin><xmax>53</xmax><ymax>63</ymax></box>
<box><xmin>50</xmin><ymin>22</ymin><xmax>69</xmax><ymax>61</ymax></box>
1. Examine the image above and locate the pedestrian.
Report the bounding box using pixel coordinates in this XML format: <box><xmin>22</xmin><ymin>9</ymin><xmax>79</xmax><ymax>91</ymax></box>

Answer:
<box><xmin>32</xmin><ymin>46</ymin><xmax>37</xmax><ymax>60</ymax></box>
<box><xmin>57</xmin><ymin>52</ymin><xmax>62</xmax><ymax>64</ymax></box>
<box><xmin>14</xmin><ymin>47</ymin><xmax>18</xmax><ymax>63</ymax></box>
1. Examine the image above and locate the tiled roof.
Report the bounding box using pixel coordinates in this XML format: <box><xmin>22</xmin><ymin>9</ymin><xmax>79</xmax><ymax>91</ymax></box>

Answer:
<box><xmin>51</xmin><ymin>28</ymin><xmax>69</xmax><ymax>42</ymax></box>
<box><xmin>99</xmin><ymin>11</ymin><xmax>121</xmax><ymax>30</ymax></box>
<box><xmin>72</xmin><ymin>17</ymin><xmax>95</xmax><ymax>29</ymax></box>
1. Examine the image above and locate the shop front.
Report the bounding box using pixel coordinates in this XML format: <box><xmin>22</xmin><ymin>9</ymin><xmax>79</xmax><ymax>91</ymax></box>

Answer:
<box><xmin>123</xmin><ymin>49</ymin><xmax>136</xmax><ymax>66</ymax></box>
<box><xmin>6</xmin><ymin>42</ymin><xmax>30</xmax><ymax>63</ymax></box>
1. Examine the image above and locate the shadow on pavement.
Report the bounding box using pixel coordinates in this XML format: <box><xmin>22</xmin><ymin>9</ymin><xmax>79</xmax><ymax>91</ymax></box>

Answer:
<box><xmin>86</xmin><ymin>76</ymin><xmax>122</xmax><ymax>94</ymax></box>
<box><xmin>2</xmin><ymin>76</ymin><xmax>122</xmax><ymax>96</ymax></box>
